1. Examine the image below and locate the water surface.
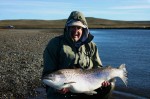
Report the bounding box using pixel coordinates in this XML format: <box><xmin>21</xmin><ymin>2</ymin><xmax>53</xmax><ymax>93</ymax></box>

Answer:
<box><xmin>90</xmin><ymin>29</ymin><xmax>150</xmax><ymax>98</ymax></box>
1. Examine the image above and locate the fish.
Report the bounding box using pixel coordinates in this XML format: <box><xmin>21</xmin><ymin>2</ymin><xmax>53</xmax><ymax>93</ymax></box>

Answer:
<box><xmin>42</xmin><ymin>64</ymin><xmax>127</xmax><ymax>95</ymax></box>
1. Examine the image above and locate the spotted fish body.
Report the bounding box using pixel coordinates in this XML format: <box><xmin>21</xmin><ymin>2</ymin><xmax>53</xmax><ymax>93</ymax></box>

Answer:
<box><xmin>42</xmin><ymin>64</ymin><xmax>127</xmax><ymax>95</ymax></box>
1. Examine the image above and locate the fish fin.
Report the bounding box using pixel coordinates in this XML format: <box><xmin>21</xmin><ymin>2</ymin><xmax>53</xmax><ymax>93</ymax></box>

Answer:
<box><xmin>84</xmin><ymin>91</ymin><xmax>97</xmax><ymax>95</ymax></box>
<box><xmin>109</xmin><ymin>78</ymin><xmax>116</xmax><ymax>83</ymax></box>
<box><xmin>64</xmin><ymin>82</ymin><xmax>76</xmax><ymax>85</ymax></box>
<box><xmin>119</xmin><ymin>64</ymin><xmax>128</xmax><ymax>86</ymax></box>
<box><xmin>62</xmin><ymin>82</ymin><xmax>76</xmax><ymax>88</ymax></box>
<box><xmin>109</xmin><ymin>78</ymin><xmax>116</xmax><ymax>91</ymax></box>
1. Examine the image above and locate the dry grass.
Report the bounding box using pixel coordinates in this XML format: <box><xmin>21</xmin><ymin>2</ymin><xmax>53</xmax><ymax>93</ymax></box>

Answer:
<box><xmin>0</xmin><ymin>18</ymin><xmax>150</xmax><ymax>29</ymax></box>
<box><xmin>0</xmin><ymin>29</ymin><xmax>63</xmax><ymax>98</ymax></box>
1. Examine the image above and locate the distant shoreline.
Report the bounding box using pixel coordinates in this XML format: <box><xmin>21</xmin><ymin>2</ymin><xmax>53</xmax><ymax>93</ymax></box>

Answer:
<box><xmin>0</xmin><ymin>17</ymin><xmax>150</xmax><ymax>29</ymax></box>
<box><xmin>1</xmin><ymin>27</ymin><xmax>150</xmax><ymax>30</ymax></box>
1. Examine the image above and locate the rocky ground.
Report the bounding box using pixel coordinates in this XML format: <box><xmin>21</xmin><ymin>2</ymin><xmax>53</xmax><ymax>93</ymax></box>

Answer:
<box><xmin>0</xmin><ymin>29</ymin><xmax>62</xmax><ymax>98</ymax></box>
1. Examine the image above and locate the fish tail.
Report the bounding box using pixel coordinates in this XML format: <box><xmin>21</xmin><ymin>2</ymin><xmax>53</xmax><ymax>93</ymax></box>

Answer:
<box><xmin>119</xmin><ymin>64</ymin><xmax>128</xmax><ymax>86</ymax></box>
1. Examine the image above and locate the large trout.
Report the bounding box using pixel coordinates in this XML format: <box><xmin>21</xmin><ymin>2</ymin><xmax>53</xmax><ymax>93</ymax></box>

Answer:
<box><xmin>42</xmin><ymin>64</ymin><xmax>127</xmax><ymax>95</ymax></box>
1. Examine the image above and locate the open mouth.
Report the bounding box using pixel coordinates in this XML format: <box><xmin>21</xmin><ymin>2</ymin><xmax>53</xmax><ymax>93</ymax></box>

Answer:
<box><xmin>71</xmin><ymin>32</ymin><xmax>79</xmax><ymax>38</ymax></box>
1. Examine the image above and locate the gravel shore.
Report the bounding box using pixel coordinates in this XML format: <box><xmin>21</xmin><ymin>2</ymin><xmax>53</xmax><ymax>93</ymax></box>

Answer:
<box><xmin>0</xmin><ymin>29</ymin><xmax>62</xmax><ymax>98</ymax></box>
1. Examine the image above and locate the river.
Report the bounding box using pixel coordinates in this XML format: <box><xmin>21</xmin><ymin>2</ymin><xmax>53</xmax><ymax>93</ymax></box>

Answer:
<box><xmin>90</xmin><ymin>29</ymin><xmax>150</xmax><ymax>98</ymax></box>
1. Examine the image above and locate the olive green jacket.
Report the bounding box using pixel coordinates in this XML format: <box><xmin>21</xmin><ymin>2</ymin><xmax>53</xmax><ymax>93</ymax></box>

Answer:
<box><xmin>42</xmin><ymin>11</ymin><xmax>102</xmax><ymax>99</ymax></box>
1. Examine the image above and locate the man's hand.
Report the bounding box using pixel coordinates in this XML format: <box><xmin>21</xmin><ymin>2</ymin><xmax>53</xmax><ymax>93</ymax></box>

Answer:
<box><xmin>101</xmin><ymin>81</ymin><xmax>110</xmax><ymax>87</ymax></box>
<box><xmin>58</xmin><ymin>88</ymin><xmax>69</xmax><ymax>94</ymax></box>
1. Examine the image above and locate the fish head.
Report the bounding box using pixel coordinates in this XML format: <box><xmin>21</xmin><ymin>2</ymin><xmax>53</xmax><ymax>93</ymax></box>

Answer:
<box><xmin>42</xmin><ymin>73</ymin><xmax>66</xmax><ymax>89</ymax></box>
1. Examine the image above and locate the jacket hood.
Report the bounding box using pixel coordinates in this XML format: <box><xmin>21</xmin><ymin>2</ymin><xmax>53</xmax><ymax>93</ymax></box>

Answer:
<box><xmin>64</xmin><ymin>11</ymin><xmax>93</xmax><ymax>47</ymax></box>
<box><xmin>66</xmin><ymin>11</ymin><xmax>88</xmax><ymax>27</ymax></box>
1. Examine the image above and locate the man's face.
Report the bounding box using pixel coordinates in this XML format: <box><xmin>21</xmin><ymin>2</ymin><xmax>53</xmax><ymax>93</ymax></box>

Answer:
<box><xmin>69</xmin><ymin>26</ymin><xmax>83</xmax><ymax>42</ymax></box>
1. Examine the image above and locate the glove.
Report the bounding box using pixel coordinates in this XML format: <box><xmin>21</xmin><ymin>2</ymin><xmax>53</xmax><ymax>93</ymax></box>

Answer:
<box><xmin>58</xmin><ymin>88</ymin><xmax>69</xmax><ymax>94</ymax></box>
<box><xmin>101</xmin><ymin>81</ymin><xmax>110</xmax><ymax>87</ymax></box>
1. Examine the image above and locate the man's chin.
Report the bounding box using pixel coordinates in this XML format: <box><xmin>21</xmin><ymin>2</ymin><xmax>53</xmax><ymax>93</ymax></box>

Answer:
<box><xmin>73</xmin><ymin>38</ymin><xmax>79</xmax><ymax>42</ymax></box>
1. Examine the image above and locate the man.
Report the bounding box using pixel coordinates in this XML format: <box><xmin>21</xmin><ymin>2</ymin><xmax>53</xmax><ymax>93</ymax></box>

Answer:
<box><xmin>42</xmin><ymin>11</ymin><xmax>114</xmax><ymax>99</ymax></box>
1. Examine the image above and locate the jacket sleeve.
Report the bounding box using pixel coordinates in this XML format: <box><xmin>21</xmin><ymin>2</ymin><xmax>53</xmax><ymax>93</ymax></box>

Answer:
<box><xmin>92</xmin><ymin>43</ymin><xmax>103</xmax><ymax>68</ymax></box>
<box><xmin>42</xmin><ymin>37</ymin><xmax>60</xmax><ymax>77</ymax></box>
<box><xmin>42</xmin><ymin>37</ymin><xmax>62</xmax><ymax>98</ymax></box>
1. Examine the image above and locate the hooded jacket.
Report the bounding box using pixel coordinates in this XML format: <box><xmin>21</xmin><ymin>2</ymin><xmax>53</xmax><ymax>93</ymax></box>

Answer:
<box><xmin>42</xmin><ymin>11</ymin><xmax>103</xmax><ymax>98</ymax></box>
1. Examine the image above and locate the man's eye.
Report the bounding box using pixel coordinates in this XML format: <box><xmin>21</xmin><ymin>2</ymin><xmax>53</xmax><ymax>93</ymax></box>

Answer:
<box><xmin>70</xmin><ymin>26</ymin><xmax>82</xmax><ymax>30</ymax></box>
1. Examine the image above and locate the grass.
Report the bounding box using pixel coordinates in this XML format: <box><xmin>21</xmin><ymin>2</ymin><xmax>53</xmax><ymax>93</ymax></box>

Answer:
<box><xmin>0</xmin><ymin>29</ymin><xmax>63</xmax><ymax>98</ymax></box>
